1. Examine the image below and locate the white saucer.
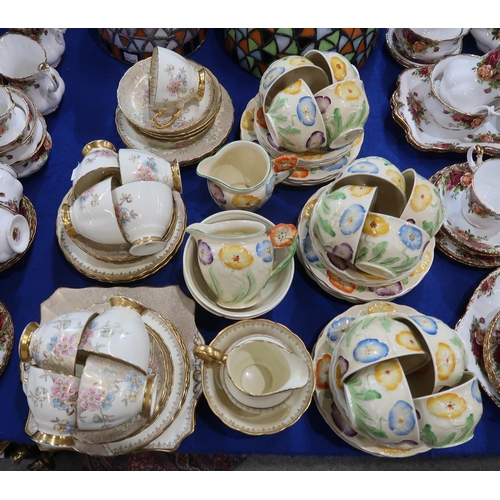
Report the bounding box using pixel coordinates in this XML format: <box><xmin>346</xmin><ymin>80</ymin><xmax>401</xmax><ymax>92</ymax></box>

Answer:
<box><xmin>312</xmin><ymin>300</ymin><xmax>431</xmax><ymax>458</ymax></box>
<box><xmin>116</xmin><ymin>84</ymin><xmax>234</xmax><ymax>167</ymax></box>
<box><xmin>182</xmin><ymin>210</ymin><xmax>295</xmax><ymax>320</ymax></box>
<box><xmin>434</xmin><ymin>162</ymin><xmax>500</xmax><ymax>256</ymax></box>
<box><xmin>200</xmin><ymin>318</ymin><xmax>314</xmax><ymax>435</ymax></box>
<box><xmin>12</xmin><ymin>131</ymin><xmax>52</xmax><ymax>179</ymax></box>
<box><xmin>56</xmin><ymin>190</ymin><xmax>186</xmax><ymax>282</ymax></box>
<box><xmin>296</xmin><ymin>187</ymin><xmax>435</xmax><ymax>304</ymax></box>
<box><xmin>391</xmin><ymin>66</ymin><xmax>500</xmax><ymax>156</ymax></box>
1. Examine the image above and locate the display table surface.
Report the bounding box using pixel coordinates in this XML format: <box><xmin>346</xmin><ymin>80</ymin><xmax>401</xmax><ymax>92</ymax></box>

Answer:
<box><xmin>1</xmin><ymin>28</ymin><xmax>499</xmax><ymax>459</ymax></box>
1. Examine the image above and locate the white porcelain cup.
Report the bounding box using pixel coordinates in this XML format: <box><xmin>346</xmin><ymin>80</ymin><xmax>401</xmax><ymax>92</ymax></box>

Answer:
<box><xmin>78</xmin><ymin>296</ymin><xmax>150</xmax><ymax>373</ymax></box>
<box><xmin>77</xmin><ymin>352</ymin><xmax>157</xmax><ymax>431</ymax></box>
<box><xmin>0</xmin><ymin>207</ymin><xmax>29</xmax><ymax>262</ymax></box>
<box><xmin>0</xmin><ymin>32</ymin><xmax>65</xmax><ymax>115</ymax></box>
<box><xmin>0</xmin><ymin>162</ymin><xmax>23</xmax><ymax>213</ymax></box>
<box><xmin>461</xmin><ymin>146</ymin><xmax>500</xmax><ymax>232</ymax></box>
<box><xmin>26</xmin><ymin>365</ymin><xmax>80</xmax><ymax>446</ymax></box>
<box><xmin>61</xmin><ymin>175</ymin><xmax>127</xmax><ymax>245</ymax></box>
<box><xmin>112</xmin><ymin>180</ymin><xmax>174</xmax><ymax>256</ymax></box>
<box><xmin>118</xmin><ymin>148</ymin><xmax>182</xmax><ymax>193</ymax></box>
<box><xmin>0</xmin><ymin>86</ymin><xmax>28</xmax><ymax>150</ymax></box>
<box><xmin>0</xmin><ymin>85</ymin><xmax>15</xmax><ymax>124</ymax></box>
<box><xmin>19</xmin><ymin>311</ymin><xmax>98</xmax><ymax>376</ymax></box>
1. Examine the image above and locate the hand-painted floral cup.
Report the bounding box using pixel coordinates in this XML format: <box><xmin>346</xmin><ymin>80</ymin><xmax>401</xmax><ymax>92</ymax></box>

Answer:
<box><xmin>331</xmin><ymin>156</ymin><xmax>407</xmax><ymax>217</ymax></box>
<box><xmin>118</xmin><ymin>148</ymin><xmax>182</xmax><ymax>193</ymax></box>
<box><xmin>400</xmin><ymin>168</ymin><xmax>445</xmax><ymax>238</ymax></box>
<box><xmin>0</xmin><ymin>207</ymin><xmax>29</xmax><ymax>263</ymax></box>
<box><xmin>61</xmin><ymin>175</ymin><xmax>127</xmax><ymax>245</ymax></box>
<box><xmin>392</xmin><ymin>313</ymin><xmax>468</xmax><ymax>394</ymax></box>
<box><xmin>265</xmin><ymin>78</ymin><xmax>327</xmax><ymax>153</ymax></box>
<box><xmin>304</xmin><ymin>50</ymin><xmax>360</xmax><ymax>85</ymax></box>
<box><xmin>354</xmin><ymin>212</ymin><xmax>431</xmax><ymax>280</ymax></box>
<box><xmin>393</xmin><ymin>28</ymin><xmax>469</xmax><ymax>64</ymax></box>
<box><xmin>0</xmin><ymin>162</ymin><xmax>23</xmax><ymax>213</ymax></box>
<box><xmin>112</xmin><ymin>180</ymin><xmax>174</xmax><ymax>256</ymax></box>
<box><xmin>460</xmin><ymin>146</ymin><xmax>500</xmax><ymax>232</ymax></box>
<box><xmin>311</xmin><ymin>184</ymin><xmax>378</xmax><ymax>269</ymax></box>
<box><xmin>259</xmin><ymin>55</ymin><xmax>329</xmax><ymax>110</ymax></box>
<box><xmin>343</xmin><ymin>357</ymin><xmax>420</xmax><ymax>447</ymax></box>
<box><xmin>314</xmin><ymin>78</ymin><xmax>369</xmax><ymax>149</ymax></box>
<box><xmin>413</xmin><ymin>372</ymin><xmax>483</xmax><ymax>448</ymax></box>
<box><xmin>0</xmin><ymin>87</ymin><xmax>28</xmax><ymax>150</ymax></box>
<box><xmin>19</xmin><ymin>311</ymin><xmax>98</xmax><ymax>376</ymax></box>
<box><xmin>332</xmin><ymin>313</ymin><xmax>429</xmax><ymax>386</ymax></box>
<box><xmin>77</xmin><ymin>353</ymin><xmax>158</xmax><ymax>431</ymax></box>
<box><xmin>26</xmin><ymin>365</ymin><xmax>80</xmax><ymax>446</ymax></box>
<box><xmin>78</xmin><ymin>296</ymin><xmax>150</xmax><ymax>374</ymax></box>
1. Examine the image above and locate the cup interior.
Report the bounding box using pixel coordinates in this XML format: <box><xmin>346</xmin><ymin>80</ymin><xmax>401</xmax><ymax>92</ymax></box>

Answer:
<box><xmin>472</xmin><ymin>159</ymin><xmax>500</xmax><ymax>214</ymax></box>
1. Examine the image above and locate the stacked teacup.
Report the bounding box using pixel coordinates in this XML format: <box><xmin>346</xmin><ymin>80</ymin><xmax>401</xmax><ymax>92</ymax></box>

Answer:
<box><xmin>252</xmin><ymin>51</ymin><xmax>369</xmax><ymax>178</ymax></box>
<box><xmin>19</xmin><ymin>296</ymin><xmax>158</xmax><ymax>447</ymax></box>
<box><xmin>117</xmin><ymin>46</ymin><xmax>223</xmax><ymax>149</ymax></box>
<box><xmin>61</xmin><ymin>140</ymin><xmax>182</xmax><ymax>258</ymax></box>
<box><xmin>308</xmin><ymin>156</ymin><xmax>445</xmax><ymax>291</ymax></box>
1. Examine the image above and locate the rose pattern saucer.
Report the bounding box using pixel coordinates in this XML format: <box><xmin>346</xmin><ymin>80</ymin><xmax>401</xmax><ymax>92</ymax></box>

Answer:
<box><xmin>0</xmin><ymin>299</ymin><xmax>14</xmax><ymax>377</ymax></box>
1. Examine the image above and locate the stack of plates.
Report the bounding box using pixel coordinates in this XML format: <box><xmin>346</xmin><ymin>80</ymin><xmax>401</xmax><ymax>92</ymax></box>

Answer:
<box><xmin>0</xmin><ymin>87</ymin><xmax>51</xmax><ymax>178</ymax></box>
<box><xmin>115</xmin><ymin>57</ymin><xmax>234</xmax><ymax>166</ymax></box>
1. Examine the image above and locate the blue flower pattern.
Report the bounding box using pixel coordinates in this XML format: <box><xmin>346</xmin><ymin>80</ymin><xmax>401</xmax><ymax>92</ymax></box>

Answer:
<box><xmin>353</xmin><ymin>338</ymin><xmax>389</xmax><ymax>363</ymax></box>
<box><xmin>388</xmin><ymin>400</ymin><xmax>416</xmax><ymax>435</ymax></box>
<box><xmin>256</xmin><ymin>239</ymin><xmax>273</xmax><ymax>262</ymax></box>
<box><xmin>339</xmin><ymin>204</ymin><xmax>366</xmax><ymax>235</ymax></box>
<box><xmin>296</xmin><ymin>96</ymin><xmax>317</xmax><ymax>126</ymax></box>
<box><xmin>399</xmin><ymin>224</ymin><xmax>423</xmax><ymax>250</ymax></box>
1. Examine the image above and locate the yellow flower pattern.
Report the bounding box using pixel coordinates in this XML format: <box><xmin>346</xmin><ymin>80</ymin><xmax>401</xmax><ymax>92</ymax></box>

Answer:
<box><xmin>219</xmin><ymin>246</ymin><xmax>254</xmax><ymax>270</ymax></box>
<box><xmin>232</xmin><ymin>194</ymin><xmax>261</xmax><ymax>209</ymax></box>
<box><xmin>436</xmin><ymin>342</ymin><xmax>456</xmax><ymax>381</ymax></box>
<box><xmin>395</xmin><ymin>330</ymin><xmax>423</xmax><ymax>352</ymax></box>
<box><xmin>335</xmin><ymin>80</ymin><xmax>362</xmax><ymax>100</ymax></box>
<box><xmin>410</xmin><ymin>184</ymin><xmax>433</xmax><ymax>212</ymax></box>
<box><xmin>374</xmin><ymin>359</ymin><xmax>403</xmax><ymax>390</ymax></box>
<box><xmin>284</xmin><ymin>79</ymin><xmax>302</xmax><ymax>94</ymax></box>
<box><xmin>329</xmin><ymin>56</ymin><xmax>347</xmax><ymax>81</ymax></box>
<box><xmin>349</xmin><ymin>185</ymin><xmax>374</xmax><ymax>197</ymax></box>
<box><xmin>426</xmin><ymin>393</ymin><xmax>467</xmax><ymax>419</ymax></box>
<box><xmin>387</xmin><ymin>169</ymin><xmax>405</xmax><ymax>191</ymax></box>
<box><xmin>363</xmin><ymin>214</ymin><xmax>390</xmax><ymax>237</ymax></box>
<box><xmin>241</xmin><ymin>109</ymin><xmax>255</xmax><ymax>131</ymax></box>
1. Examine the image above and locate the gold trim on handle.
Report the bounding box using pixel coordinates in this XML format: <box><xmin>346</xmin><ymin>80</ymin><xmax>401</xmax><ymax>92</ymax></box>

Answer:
<box><xmin>19</xmin><ymin>321</ymin><xmax>39</xmax><ymax>363</ymax></box>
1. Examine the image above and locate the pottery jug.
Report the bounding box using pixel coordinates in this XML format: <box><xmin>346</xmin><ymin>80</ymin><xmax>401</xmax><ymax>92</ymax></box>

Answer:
<box><xmin>196</xmin><ymin>141</ymin><xmax>297</xmax><ymax>211</ymax></box>
<box><xmin>186</xmin><ymin>219</ymin><xmax>297</xmax><ymax>309</ymax></box>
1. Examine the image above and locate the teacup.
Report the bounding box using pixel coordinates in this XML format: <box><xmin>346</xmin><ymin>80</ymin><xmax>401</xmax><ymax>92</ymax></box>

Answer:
<box><xmin>61</xmin><ymin>175</ymin><xmax>127</xmax><ymax>245</ymax></box>
<box><xmin>149</xmin><ymin>47</ymin><xmax>205</xmax><ymax>127</ymax></box>
<box><xmin>0</xmin><ymin>162</ymin><xmax>23</xmax><ymax>213</ymax></box>
<box><xmin>314</xmin><ymin>78</ymin><xmax>369</xmax><ymax>148</ymax></box>
<box><xmin>0</xmin><ymin>86</ymin><xmax>28</xmax><ymax>150</ymax></box>
<box><xmin>354</xmin><ymin>212</ymin><xmax>431</xmax><ymax>280</ymax></box>
<box><xmin>0</xmin><ymin>85</ymin><xmax>15</xmax><ymax>127</ymax></box>
<box><xmin>0</xmin><ymin>32</ymin><xmax>65</xmax><ymax>115</ymax></box>
<box><xmin>331</xmin><ymin>156</ymin><xmax>407</xmax><ymax>217</ymax></box>
<box><xmin>25</xmin><ymin>365</ymin><xmax>80</xmax><ymax>446</ymax></box>
<box><xmin>400</xmin><ymin>168</ymin><xmax>445</xmax><ymax>238</ymax></box>
<box><xmin>265</xmin><ymin>78</ymin><xmax>327</xmax><ymax>153</ymax></box>
<box><xmin>11</xmin><ymin>29</ymin><xmax>67</xmax><ymax>67</ymax></box>
<box><xmin>413</xmin><ymin>372</ymin><xmax>483</xmax><ymax>448</ymax></box>
<box><xmin>460</xmin><ymin>146</ymin><xmax>500</xmax><ymax>232</ymax></box>
<box><xmin>77</xmin><ymin>353</ymin><xmax>158</xmax><ymax>431</ymax></box>
<box><xmin>471</xmin><ymin>29</ymin><xmax>500</xmax><ymax>53</ymax></box>
<box><xmin>78</xmin><ymin>296</ymin><xmax>150</xmax><ymax>373</ymax></box>
<box><xmin>259</xmin><ymin>55</ymin><xmax>329</xmax><ymax>110</ymax></box>
<box><xmin>118</xmin><ymin>148</ymin><xmax>182</xmax><ymax>193</ymax></box>
<box><xmin>19</xmin><ymin>311</ymin><xmax>98</xmax><ymax>376</ymax></box>
<box><xmin>71</xmin><ymin>142</ymin><xmax>120</xmax><ymax>199</ymax></box>
<box><xmin>0</xmin><ymin>207</ymin><xmax>29</xmax><ymax>263</ymax></box>
<box><xmin>304</xmin><ymin>50</ymin><xmax>360</xmax><ymax>85</ymax></box>
<box><xmin>194</xmin><ymin>333</ymin><xmax>308</xmax><ymax>411</ymax></box>
<box><xmin>111</xmin><ymin>180</ymin><xmax>174</xmax><ymax>256</ymax></box>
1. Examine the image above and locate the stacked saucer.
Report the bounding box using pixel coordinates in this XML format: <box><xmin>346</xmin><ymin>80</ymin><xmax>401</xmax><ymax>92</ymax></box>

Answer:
<box><xmin>0</xmin><ymin>86</ymin><xmax>51</xmax><ymax>178</ymax></box>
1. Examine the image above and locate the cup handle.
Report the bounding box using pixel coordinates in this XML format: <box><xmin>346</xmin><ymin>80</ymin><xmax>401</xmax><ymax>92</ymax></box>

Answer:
<box><xmin>152</xmin><ymin>105</ymin><xmax>184</xmax><ymax>129</ymax></box>
<box><xmin>272</xmin><ymin>154</ymin><xmax>298</xmax><ymax>184</ymax></box>
<box><xmin>471</xmin><ymin>105</ymin><xmax>500</xmax><ymax>118</ymax></box>
<box><xmin>467</xmin><ymin>144</ymin><xmax>484</xmax><ymax>172</ymax></box>
<box><xmin>266</xmin><ymin>234</ymin><xmax>297</xmax><ymax>286</ymax></box>
<box><xmin>193</xmin><ymin>344</ymin><xmax>227</xmax><ymax>365</ymax></box>
<box><xmin>37</xmin><ymin>62</ymin><xmax>59</xmax><ymax>98</ymax></box>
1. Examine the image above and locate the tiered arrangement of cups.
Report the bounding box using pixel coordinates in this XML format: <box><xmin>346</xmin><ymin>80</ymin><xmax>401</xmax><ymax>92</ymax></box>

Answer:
<box><xmin>116</xmin><ymin>45</ymin><xmax>223</xmax><ymax>151</ymax></box>
<box><xmin>0</xmin><ymin>162</ymin><xmax>32</xmax><ymax>267</ymax></box>
<box><xmin>299</xmin><ymin>156</ymin><xmax>445</xmax><ymax>301</ymax></box>
<box><xmin>248</xmin><ymin>50</ymin><xmax>370</xmax><ymax>185</ymax></box>
<box><xmin>0</xmin><ymin>30</ymin><xmax>67</xmax><ymax>177</ymax></box>
<box><xmin>323</xmin><ymin>309</ymin><xmax>483</xmax><ymax>452</ymax></box>
<box><xmin>59</xmin><ymin>140</ymin><xmax>183</xmax><ymax>266</ymax></box>
<box><xmin>19</xmin><ymin>297</ymin><xmax>162</xmax><ymax>447</ymax></box>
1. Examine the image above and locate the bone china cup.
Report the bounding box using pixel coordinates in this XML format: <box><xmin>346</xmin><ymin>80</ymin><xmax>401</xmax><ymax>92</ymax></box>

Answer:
<box><xmin>112</xmin><ymin>180</ymin><xmax>174</xmax><ymax>256</ymax></box>
<box><xmin>77</xmin><ymin>353</ymin><xmax>158</xmax><ymax>431</ymax></box>
<box><xmin>0</xmin><ymin>207</ymin><xmax>29</xmax><ymax>263</ymax></box>
<box><xmin>61</xmin><ymin>175</ymin><xmax>127</xmax><ymax>245</ymax></box>
<box><xmin>0</xmin><ymin>162</ymin><xmax>23</xmax><ymax>213</ymax></box>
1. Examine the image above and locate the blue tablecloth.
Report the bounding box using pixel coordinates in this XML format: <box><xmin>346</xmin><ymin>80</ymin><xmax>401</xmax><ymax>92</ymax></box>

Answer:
<box><xmin>0</xmin><ymin>28</ymin><xmax>498</xmax><ymax>458</ymax></box>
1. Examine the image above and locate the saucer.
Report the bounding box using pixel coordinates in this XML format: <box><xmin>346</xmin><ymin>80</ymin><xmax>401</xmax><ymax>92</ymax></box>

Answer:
<box><xmin>385</xmin><ymin>28</ymin><xmax>461</xmax><ymax>69</ymax></box>
<box><xmin>26</xmin><ymin>285</ymin><xmax>201</xmax><ymax>455</ymax></box>
<box><xmin>56</xmin><ymin>190</ymin><xmax>186</xmax><ymax>282</ymax></box>
<box><xmin>296</xmin><ymin>186</ymin><xmax>435</xmax><ymax>303</ymax></box>
<box><xmin>455</xmin><ymin>267</ymin><xmax>500</xmax><ymax>409</ymax></box>
<box><xmin>0</xmin><ymin>196</ymin><xmax>37</xmax><ymax>273</ymax></box>
<box><xmin>433</xmin><ymin>162</ymin><xmax>500</xmax><ymax>256</ymax></box>
<box><xmin>391</xmin><ymin>66</ymin><xmax>500</xmax><ymax>156</ymax></box>
<box><xmin>200</xmin><ymin>318</ymin><xmax>314</xmax><ymax>435</ymax></box>
<box><xmin>484</xmin><ymin>310</ymin><xmax>500</xmax><ymax>395</ymax></box>
<box><xmin>182</xmin><ymin>210</ymin><xmax>295</xmax><ymax>320</ymax></box>
<box><xmin>0</xmin><ymin>299</ymin><xmax>14</xmax><ymax>377</ymax></box>
<box><xmin>116</xmin><ymin>84</ymin><xmax>234</xmax><ymax>167</ymax></box>
<box><xmin>12</xmin><ymin>131</ymin><xmax>52</xmax><ymax>179</ymax></box>
<box><xmin>312</xmin><ymin>300</ymin><xmax>431</xmax><ymax>458</ymax></box>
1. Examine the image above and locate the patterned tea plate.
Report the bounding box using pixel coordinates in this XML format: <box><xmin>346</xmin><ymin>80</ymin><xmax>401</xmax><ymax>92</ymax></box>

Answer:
<box><xmin>312</xmin><ymin>300</ymin><xmax>431</xmax><ymax>458</ymax></box>
<box><xmin>0</xmin><ymin>299</ymin><xmax>14</xmax><ymax>377</ymax></box>
<box><xmin>391</xmin><ymin>66</ymin><xmax>500</xmax><ymax>155</ymax></box>
<box><xmin>484</xmin><ymin>310</ymin><xmax>500</xmax><ymax>395</ymax></box>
